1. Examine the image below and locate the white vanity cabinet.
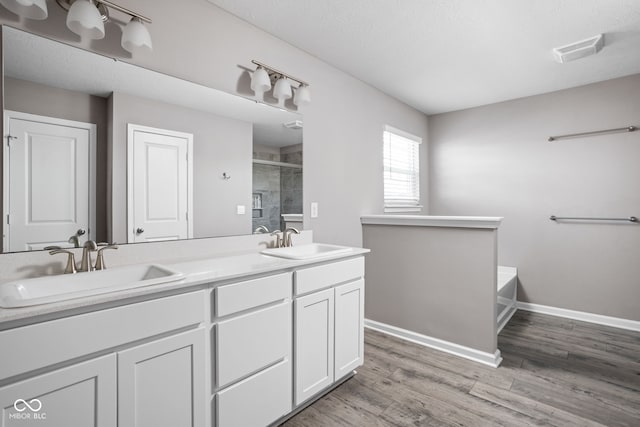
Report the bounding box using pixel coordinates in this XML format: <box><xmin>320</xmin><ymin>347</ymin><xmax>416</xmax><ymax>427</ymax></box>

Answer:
<box><xmin>213</xmin><ymin>273</ymin><xmax>292</xmax><ymax>427</ymax></box>
<box><xmin>0</xmin><ymin>291</ymin><xmax>206</xmax><ymax>427</ymax></box>
<box><xmin>293</xmin><ymin>257</ymin><xmax>365</xmax><ymax>406</ymax></box>
<box><xmin>0</xmin><ymin>252</ymin><xmax>368</xmax><ymax>427</ymax></box>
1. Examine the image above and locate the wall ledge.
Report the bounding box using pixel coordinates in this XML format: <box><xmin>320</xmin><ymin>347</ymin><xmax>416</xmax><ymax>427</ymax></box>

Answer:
<box><xmin>361</xmin><ymin>215</ymin><xmax>503</xmax><ymax>229</ymax></box>
<box><xmin>364</xmin><ymin>319</ymin><xmax>503</xmax><ymax>368</ymax></box>
<box><xmin>517</xmin><ymin>302</ymin><xmax>640</xmax><ymax>332</ymax></box>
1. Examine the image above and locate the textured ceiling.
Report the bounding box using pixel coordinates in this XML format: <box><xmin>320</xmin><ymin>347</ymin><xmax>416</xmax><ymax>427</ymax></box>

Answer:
<box><xmin>208</xmin><ymin>0</ymin><xmax>640</xmax><ymax>114</ymax></box>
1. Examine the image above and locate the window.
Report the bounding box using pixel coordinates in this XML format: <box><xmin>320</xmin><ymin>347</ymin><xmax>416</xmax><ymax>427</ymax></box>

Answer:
<box><xmin>383</xmin><ymin>125</ymin><xmax>422</xmax><ymax>212</ymax></box>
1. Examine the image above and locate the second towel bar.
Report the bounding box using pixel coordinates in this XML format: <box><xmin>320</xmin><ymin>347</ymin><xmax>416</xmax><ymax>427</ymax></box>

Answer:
<box><xmin>549</xmin><ymin>215</ymin><xmax>638</xmax><ymax>223</ymax></box>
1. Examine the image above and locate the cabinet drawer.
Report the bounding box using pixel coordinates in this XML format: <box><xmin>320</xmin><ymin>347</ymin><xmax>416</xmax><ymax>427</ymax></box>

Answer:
<box><xmin>216</xmin><ymin>358</ymin><xmax>291</xmax><ymax>427</ymax></box>
<box><xmin>295</xmin><ymin>257</ymin><xmax>364</xmax><ymax>295</ymax></box>
<box><xmin>216</xmin><ymin>301</ymin><xmax>291</xmax><ymax>389</ymax></box>
<box><xmin>215</xmin><ymin>272</ymin><xmax>291</xmax><ymax>317</ymax></box>
<box><xmin>0</xmin><ymin>291</ymin><xmax>205</xmax><ymax>380</ymax></box>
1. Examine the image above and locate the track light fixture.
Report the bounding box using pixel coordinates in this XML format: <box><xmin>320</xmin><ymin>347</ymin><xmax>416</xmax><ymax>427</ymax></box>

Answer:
<box><xmin>250</xmin><ymin>60</ymin><xmax>311</xmax><ymax>107</ymax></box>
<box><xmin>0</xmin><ymin>0</ymin><xmax>153</xmax><ymax>53</ymax></box>
<box><xmin>56</xmin><ymin>0</ymin><xmax>152</xmax><ymax>53</ymax></box>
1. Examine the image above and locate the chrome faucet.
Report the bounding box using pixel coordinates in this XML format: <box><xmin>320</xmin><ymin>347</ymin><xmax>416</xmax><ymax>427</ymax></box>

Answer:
<box><xmin>283</xmin><ymin>227</ymin><xmax>300</xmax><ymax>247</ymax></box>
<box><xmin>79</xmin><ymin>240</ymin><xmax>98</xmax><ymax>272</ymax></box>
<box><xmin>270</xmin><ymin>230</ymin><xmax>283</xmax><ymax>248</ymax></box>
<box><xmin>50</xmin><ymin>240</ymin><xmax>118</xmax><ymax>274</ymax></box>
<box><xmin>254</xmin><ymin>225</ymin><xmax>269</xmax><ymax>234</ymax></box>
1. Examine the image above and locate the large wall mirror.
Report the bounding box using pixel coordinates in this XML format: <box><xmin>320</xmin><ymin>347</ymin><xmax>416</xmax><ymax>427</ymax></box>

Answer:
<box><xmin>1</xmin><ymin>26</ymin><xmax>303</xmax><ymax>253</ymax></box>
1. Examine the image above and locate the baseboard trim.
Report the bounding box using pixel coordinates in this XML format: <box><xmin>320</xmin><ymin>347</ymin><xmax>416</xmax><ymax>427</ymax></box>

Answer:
<box><xmin>364</xmin><ymin>319</ymin><xmax>502</xmax><ymax>368</ymax></box>
<box><xmin>517</xmin><ymin>302</ymin><xmax>640</xmax><ymax>332</ymax></box>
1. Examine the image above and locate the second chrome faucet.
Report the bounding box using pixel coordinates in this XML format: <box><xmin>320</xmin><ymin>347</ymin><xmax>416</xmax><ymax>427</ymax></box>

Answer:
<box><xmin>50</xmin><ymin>240</ymin><xmax>119</xmax><ymax>274</ymax></box>
<box><xmin>270</xmin><ymin>227</ymin><xmax>300</xmax><ymax>248</ymax></box>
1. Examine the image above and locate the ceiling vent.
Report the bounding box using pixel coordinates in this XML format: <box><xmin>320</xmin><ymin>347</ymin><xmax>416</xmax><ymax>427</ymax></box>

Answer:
<box><xmin>283</xmin><ymin>120</ymin><xmax>303</xmax><ymax>130</ymax></box>
<box><xmin>553</xmin><ymin>34</ymin><xmax>604</xmax><ymax>63</ymax></box>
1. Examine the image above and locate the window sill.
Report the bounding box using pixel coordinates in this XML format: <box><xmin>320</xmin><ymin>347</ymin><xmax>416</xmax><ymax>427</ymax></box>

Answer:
<box><xmin>384</xmin><ymin>205</ymin><xmax>423</xmax><ymax>213</ymax></box>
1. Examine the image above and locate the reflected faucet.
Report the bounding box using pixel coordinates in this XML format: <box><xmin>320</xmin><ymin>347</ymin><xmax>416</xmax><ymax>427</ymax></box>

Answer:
<box><xmin>254</xmin><ymin>225</ymin><xmax>269</xmax><ymax>234</ymax></box>
<box><xmin>283</xmin><ymin>227</ymin><xmax>300</xmax><ymax>247</ymax></box>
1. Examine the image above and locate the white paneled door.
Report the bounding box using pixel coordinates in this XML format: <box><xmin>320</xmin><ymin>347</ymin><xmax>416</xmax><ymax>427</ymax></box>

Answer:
<box><xmin>127</xmin><ymin>125</ymin><xmax>193</xmax><ymax>243</ymax></box>
<box><xmin>3</xmin><ymin>111</ymin><xmax>95</xmax><ymax>252</ymax></box>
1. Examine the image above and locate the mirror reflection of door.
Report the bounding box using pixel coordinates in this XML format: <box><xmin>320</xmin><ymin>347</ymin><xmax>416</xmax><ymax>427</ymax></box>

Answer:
<box><xmin>3</xmin><ymin>111</ymin><xmax>96</xmax><ymax>252</ymax></box>
<box><xmin>127</xmin><ymin>124</ymin><xmax>193</xmax><ymax>243</ymax></box>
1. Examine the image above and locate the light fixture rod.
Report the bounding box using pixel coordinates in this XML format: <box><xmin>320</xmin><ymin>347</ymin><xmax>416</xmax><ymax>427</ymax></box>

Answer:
<box><xmin>251</xmin><ymin>60</ymin><xmax>308</xmax><ymax>86</ymax></box>
<box><xmin>548</xmin><ymin>126</ymin><xmax>635</xmax><ymax>142</ymax></box>
<box><xmin>96</xmin><ymin>0</ymin><xmax>151</xmax><ymax>23</ymax></box>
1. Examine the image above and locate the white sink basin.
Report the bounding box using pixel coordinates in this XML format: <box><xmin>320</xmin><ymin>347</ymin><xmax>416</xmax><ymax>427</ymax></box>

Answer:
<box><xmin>261</xmin><ymin>243</ymin><xmax>353</xmax><ymax>260</ymax></box>
<box><xmin>0</xmin><ymin>264</ymin><xmax>185</xmax><ymax>308</ymax></box>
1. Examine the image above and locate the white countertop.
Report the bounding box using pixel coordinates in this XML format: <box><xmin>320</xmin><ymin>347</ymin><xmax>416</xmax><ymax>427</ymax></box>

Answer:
<box><xmin>0</xmin><ymin>246</ymin><xmax>369</xmax><ymax>328</ymax></box>
<box><xmin>360</xmin><ymin>215</ymin><xmax>503</xmax><ymax>229</ymax></box>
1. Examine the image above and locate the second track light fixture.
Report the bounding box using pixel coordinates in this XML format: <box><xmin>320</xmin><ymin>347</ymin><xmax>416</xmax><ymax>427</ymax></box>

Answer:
<box><xmin>250</xmin><ymin>60</ymin><xmax>311</xmax><ymax>107</ymax></box>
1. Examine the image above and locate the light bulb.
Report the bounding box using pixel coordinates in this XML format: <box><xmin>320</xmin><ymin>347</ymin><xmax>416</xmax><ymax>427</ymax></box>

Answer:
<box><xmin>66</xmin><ymin>0</ymin><xmax>105</xmax><ymax>40</ymax></box>
<box><xmin>122</xmin><ymin>17</ymin><xmax>152</xmax><ymax>53</ymax></box>
<box><xmin>0</xmin><ymin>0</ymin><xmax>48</xmax><ymax>20</ymax></box>
<box><xmin>293</xmin><ymin>84</ymin><xmax>311</xmax><ymax>107</ymax></box>
<box><xmin>273</xmin><ymin>77</ymin><xmax>292</xmax><ymax>101</ymax></box>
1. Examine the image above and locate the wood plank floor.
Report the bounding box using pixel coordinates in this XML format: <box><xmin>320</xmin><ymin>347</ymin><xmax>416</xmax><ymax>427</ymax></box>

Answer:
<box><xmin>283</xmin><ymin>311</ymin><xmax>640</xmax><ymax>426</ymax></box>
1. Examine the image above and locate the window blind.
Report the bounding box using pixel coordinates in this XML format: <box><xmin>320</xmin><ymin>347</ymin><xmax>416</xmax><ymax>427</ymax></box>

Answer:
<box><xmin>383</xmin><ymin>127</ymin><xmax>421</xmax><ymax>208</ymax></box>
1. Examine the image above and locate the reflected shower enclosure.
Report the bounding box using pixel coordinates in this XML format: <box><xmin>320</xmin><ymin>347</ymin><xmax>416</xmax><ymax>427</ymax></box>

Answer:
<box><xmin>252</xmin><ymin>144</ymin><xmax>303</xmax><ymax>233</ymax></box>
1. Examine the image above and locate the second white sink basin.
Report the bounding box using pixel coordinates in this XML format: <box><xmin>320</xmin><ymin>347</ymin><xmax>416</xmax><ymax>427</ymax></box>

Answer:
<box><xmin>261</xmin><ymin>243</ymin><xmax>353</xmax><ymax>260</ymax></box>
<box><xmin>0</xmin><ymin>264</ymin><xmax>185</xmax><ymax>308</ymax></box>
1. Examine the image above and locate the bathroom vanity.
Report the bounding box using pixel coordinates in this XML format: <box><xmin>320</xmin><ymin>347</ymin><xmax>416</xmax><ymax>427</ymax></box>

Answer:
<box><xmin>0</xmin><ymin>246</ymin><xmax>368</xmax><ymax>427</ymax></box>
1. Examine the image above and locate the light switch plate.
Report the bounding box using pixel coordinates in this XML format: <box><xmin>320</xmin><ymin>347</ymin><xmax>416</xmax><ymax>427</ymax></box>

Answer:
<box><xmin>237</xmin><ymin>205</ymin><xmax>246</xmax><ymax>215</ymax></box>
<box><xmin>311</xmin><ymin>202</ymin><xmax>318</xmax><ymax>218</ymax></box>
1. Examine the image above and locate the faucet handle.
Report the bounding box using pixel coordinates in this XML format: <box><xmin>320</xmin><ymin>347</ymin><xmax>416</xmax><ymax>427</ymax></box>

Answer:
<box><xmin>95</xmin><ymin>244</ymin><xmax>119</xmax><ymax>271</ymax></box>
<box><xmin>49</xmin><ymin>249</ymin><xmax>78</xmax><ymax>274</ymax></box>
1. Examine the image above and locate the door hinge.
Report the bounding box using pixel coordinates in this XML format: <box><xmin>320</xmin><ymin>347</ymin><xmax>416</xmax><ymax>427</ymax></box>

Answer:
<box><xmin>6</xmin><ymin>135</ymin><xmax>17</xmax><ymax>146</ymax></box>
<box><xmin>6</xmin><ymin>214</ymin><xmax>10</xmax><ymax>225</ymax></box>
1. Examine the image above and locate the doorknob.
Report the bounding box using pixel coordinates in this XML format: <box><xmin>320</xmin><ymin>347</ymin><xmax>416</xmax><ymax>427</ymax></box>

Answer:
<box><xmin>136</xmin><ymin>228</ymin><xmax>145</xmax><ymax>234</ymax></box>
<box><xmin>77</xmin><ymin>228</ymin><xmax>86</xmax><ymax>236</ymax></box>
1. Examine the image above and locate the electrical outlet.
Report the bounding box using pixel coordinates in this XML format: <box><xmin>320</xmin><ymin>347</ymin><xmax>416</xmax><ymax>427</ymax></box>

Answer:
<box><xmin>237</xmin><ymin>205</ymin><xmax>246</xmax><ymax>215</ymax></box>
<box><xmin>311</xmin><ymin>202</ymin><xmax>318</xmax><ymax>218</ymax></box>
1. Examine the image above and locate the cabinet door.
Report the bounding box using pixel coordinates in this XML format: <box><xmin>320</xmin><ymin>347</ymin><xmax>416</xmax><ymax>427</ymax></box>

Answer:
<box><xmin>0</xmin><ymin>354</ymin><xmax>116</xmax><ymax>427</ymax></box>
<box><xmin>294</xmin><ymin>288</ymin><xmax>334</xmax><ymax>405</ymax></box>
<box><xmin>118</xmin><ymin>328</ymin><xmax>206</xmax><ymax>427</ymax></box>
<box><xmin>334</xmin><ymin>279</ymin><xmax>365</xmax><ymax>380</ymax></box>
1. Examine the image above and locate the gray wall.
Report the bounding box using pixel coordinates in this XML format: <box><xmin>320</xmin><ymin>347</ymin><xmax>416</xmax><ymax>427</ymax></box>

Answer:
<box><xmin>363</xmin><ymin>224</ymin><xmax>498</xmax><ymax>354</ymax></box>
<box><xmin>3</xmin><ymin>77</ymin><xmax>108</xmax><ymax>242</ymax></box>
<box><xmin>428</xmin><ymin>74</ymin><xmax>640</xmax><ymax>321</ymax></box>
<box><xmin>0</xmin><ymin>0</ymin><xmax>429</xmax><ymax>248</ymax></box>
<box><xmin>109</xmin><ymin>92</ymin><xmax>253</xmax><ymax>243</ymax></box>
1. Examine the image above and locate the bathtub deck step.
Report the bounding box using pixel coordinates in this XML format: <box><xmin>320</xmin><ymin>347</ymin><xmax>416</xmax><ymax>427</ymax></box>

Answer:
<box><xmin>497</xmin><ymin>266</ymin><xmax>518</xmax><ymax>333</ymax></box>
